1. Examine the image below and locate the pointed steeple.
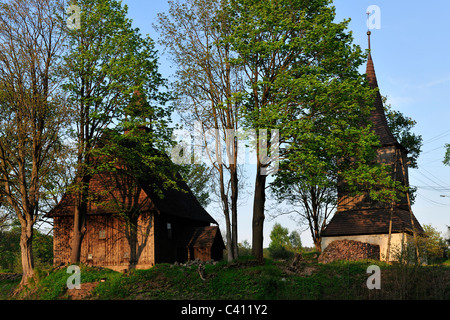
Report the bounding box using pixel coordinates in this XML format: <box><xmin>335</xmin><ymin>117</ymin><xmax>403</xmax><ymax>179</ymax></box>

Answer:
<box><xmin>366</xmin><ymin>31</ymin><xmax>378</xmax><ymax>89</ymax></box>
<box><xmin>365</xmin><ymin>31</ymin><xmax>398</xmax><ymax>147</ymax></box>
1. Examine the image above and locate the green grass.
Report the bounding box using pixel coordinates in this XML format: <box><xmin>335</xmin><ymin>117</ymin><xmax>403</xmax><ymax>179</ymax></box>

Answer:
<box><xmin>1</xmin><ymin>257</ymin><xmax>448</xmax><ymax>300</ymax></box>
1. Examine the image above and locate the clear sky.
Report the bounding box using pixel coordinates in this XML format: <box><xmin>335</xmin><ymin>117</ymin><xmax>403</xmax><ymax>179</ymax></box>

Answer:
<box><xmin>121</xmin><ymin>0</ymin><xmax>450</xmax><ymax>247</ymax></box>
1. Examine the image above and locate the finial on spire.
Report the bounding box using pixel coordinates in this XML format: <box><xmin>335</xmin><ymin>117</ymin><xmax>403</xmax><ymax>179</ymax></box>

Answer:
<box><xmin>366</xmin><ymin>11</ymin><xmax>372</xmax><ymax>53</ymax></box>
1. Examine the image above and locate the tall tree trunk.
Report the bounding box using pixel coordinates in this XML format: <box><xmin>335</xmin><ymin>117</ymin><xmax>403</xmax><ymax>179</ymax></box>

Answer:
<box><xmin>230</xmin><ymin>165</ymin><xmax>239</xmax><ymax>259</ymax></box>
<box><xmin>224</xmin><ymin>206</ymin><xmax>233</xmax><ymax>262</ymax></box>
<box><xmin>70</xmin><ymin>174</ymin><xmax>89</xmax><ymax>264</ymax></box>
<box><xmin>252</xmin><ymin>163</ymin><xmax>266</xmax><ymax>262</ymax></box>
<box><xmin>219</xmin><ymin>163</ymin><xmax>234</xmax><ymax>262</ymax></box>
<box><xmin>18</xmin><ymin>221</ymin><xmax>35</xmax><ymax>288</ymax></box>
<box><xmin>70</xmin><ymin>202</ymin><xmax>87</xmax><ymax>264</ymax></box>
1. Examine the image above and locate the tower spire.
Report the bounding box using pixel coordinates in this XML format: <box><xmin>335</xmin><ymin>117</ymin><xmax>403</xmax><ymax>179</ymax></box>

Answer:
<box><xmin>364</xmin><ymin>20</ymin><xmax>398</xmax><ymax>146</ymax></box>
<box><xmin>365</xmin><ymin>30</ymin><xmax>378</xmax><ymax>89</ymax></box>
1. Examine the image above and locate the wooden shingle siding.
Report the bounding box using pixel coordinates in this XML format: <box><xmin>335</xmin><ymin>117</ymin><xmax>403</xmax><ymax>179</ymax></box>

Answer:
<box><xmin>53</xmin><ymin>213</ymin><xmax>155</xmax><ymax>269</ymax></box>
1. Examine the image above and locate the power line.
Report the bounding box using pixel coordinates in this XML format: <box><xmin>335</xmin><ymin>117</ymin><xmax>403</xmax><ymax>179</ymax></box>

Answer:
<box><xmin>423</xmin><ymin>129</ymin><xmax>450</xmax><ymax>145</ymax></box>
<box><xmin>410</xmin><ymin>172</ymin><xmax>449</xmax><ymax>192</ymax></box>
<box><xmin>415</xmin><ymin>186</ymin><xmax>450</xmax><ymax>191</ymax></box>
<box><xmin>412</xmin><ymin>169</ymin><xmax>450</xmax><ymax>190</ymax></box>
<box><xmin>416</xmin><ymin>193</ymin><xmax>450</xmax><ymax>207</ymax></box>
<box><xmin>419</xmin><ymin>166</ymin><xmax>450</xmax><ymax>189</ymax></box>
<box><xmin>421</xmin><ymin>145</ymin><xmax>446</xmax><ymax>156</ymax></box>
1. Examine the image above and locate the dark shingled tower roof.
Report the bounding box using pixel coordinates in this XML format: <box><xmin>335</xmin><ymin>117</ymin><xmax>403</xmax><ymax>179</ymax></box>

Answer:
<box><xmin>366</xmin><ymin>31</ymin><xmax>400</xmax><ymax>147</ymax></box>
<box><xmin>321</xmin><ymin>32</ymin><xmax>424</xmax><ymax>238</ymax></box>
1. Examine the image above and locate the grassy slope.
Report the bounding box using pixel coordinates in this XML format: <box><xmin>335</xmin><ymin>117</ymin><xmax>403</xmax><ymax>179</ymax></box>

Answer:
<box><xmin>1</xmin><ymin>256</ymin><xmax>449</xmax><ymax>300</ymax></box>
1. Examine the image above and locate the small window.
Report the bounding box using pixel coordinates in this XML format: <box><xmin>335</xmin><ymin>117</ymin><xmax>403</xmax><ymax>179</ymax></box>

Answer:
<box><xmin>99</xmin><ymin>230</ymin><xmax>106</xmax><ymax>240</ymax></box>
<box><xmin>167</xmin><ymin>223</ymin><xmax>172</xmax><ymax>240</ymax></box>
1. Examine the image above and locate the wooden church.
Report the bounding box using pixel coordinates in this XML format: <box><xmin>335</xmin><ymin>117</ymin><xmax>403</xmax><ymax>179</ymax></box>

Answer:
<box><xmin>321</xmin><ymin>32</ymin><xmax>424</xmax><ymax>261</ymax></box>
<box><xmin>48</xmin><ymin>132</ymin><xmax>224</xmax><ymax>271</ymax></box>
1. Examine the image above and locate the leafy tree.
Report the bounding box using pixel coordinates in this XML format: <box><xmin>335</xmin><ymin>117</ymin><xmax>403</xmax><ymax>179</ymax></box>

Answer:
<box><xmin>419</xmin><ymin>224</ymin><xmax>448</xmax><ymax>264</ymax></box>
<box><xmin>268</xmin><ymin>223</ymin><xmax>300</xmax><ymax>259</ymax></box>
<box><xmin>269</xmin><ymin>223</ymin><xmax>290</xmax><ymax>249</ymax></box>
<box><xmin>238</xmin><ymin>239</ymin><xmax>252</xmax><ymax>256</ymax></box>
<box><xmin>268</xmin><ymin>223</ymin><xmax>291</xmax><ymax>260</ymax></box>
<box><xmin>156</xmin><ymin>0</ymin><xmax>244</xmax><ymax>261</ymax></box>
<box><xmin>289</xmin><ymin>230</ymin><xmax>302</xmax><ymax>251</ymax></box>
<box><xmin>179</xmin><ymin>163</ymin><xmax>213</xmax><ymax>208</ymax></box>
<box><xmin>444</xmin><ymin>145</ymin><xmax>450</xmax><ymax>167</ymax></box>
<box><xmin>0</xmin><ymin>225</ymin><xmax>20</xmax><ymax>271</ymax></box>
<box><xmin>224</xmin><ymin>0</ymin><xmax>403</xmax><ymax>261</ymax></box>
<box><xmin>0</xmin><ymin>0</ymin><xmax>68</xmax><ymax>289</ymax></box>
<box><xmin>62</xmin><ymin>0</ymin><xmax>172</xmax><ymax>263</ymax></box>
<box><xmin>270</xmin><ymin>98</ymin><xmax>422</xmax><ymax>252</ymax></box>
<box><xmin>384</xmin><ymin>99</ymin><xmax>422</xmax><ymax>205</ymax></box>
<box><xmin>446</xmin><ymin>226</ymin><xmax>450</xmax><ymax>247</ymax></box>
<box><xmin>384</xmin><ymin>99</ymin><xmax>422</xmax><ymax>170</ymax></box>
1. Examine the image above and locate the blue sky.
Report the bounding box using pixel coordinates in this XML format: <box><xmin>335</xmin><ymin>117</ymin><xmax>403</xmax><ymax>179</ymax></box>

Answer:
<box><xmin>122</xmin><ymin>0</ymin><xmax>450</xmax><ymax>247</ymax></box>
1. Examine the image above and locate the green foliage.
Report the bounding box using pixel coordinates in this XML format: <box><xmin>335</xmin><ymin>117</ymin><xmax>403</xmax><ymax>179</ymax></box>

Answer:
<box><xmin>179</xmin><ymin>163</ymin><xmax>213</xmax><ymax>208</ymax></box>
<box><xmin>268</xmin><ymin>245</ymin><xmax>294</xmax><ymax>260</ymax></box>
<box><xmin>0</xmin><ymin>224</ymin><xmax>53</xmax><ymax>273</ymax></box>
<box><xmin>269</xmin><ymin>223</ymin><xmax>290</xmax><ymax>249</ymax></box>
<box><xmin>33</xmin><ymin>230</ymin><xmax>53</xmax><ymax>268</ymax></box>
<box><xmin>0</xmin><ymin>227</ymin><xmax>20</xmax><ymax>272</ymax></box>
<box><xmin>445</xmin><ymin>144</ymin><xmax>450</xmax><ymax>166</ymax></box>
<box><xmin>1</xmin><ymin>258</ymin><xmax>448</xmax><ymax>300</ymax></box>
<box><xmin>63</xmin><ymin>0</ymin><xmax>174</xmax><ymax>182</ymax></box>
<box><xmin>420</xmin><ymin>225</ymin><xmax>449</xmax><ymax>264</ymax></box>
<box><xmin>384</xmin><ymin>99</ymin><xmax>423</xmax><ymax>169</ymax></box>
<box><xmin>238</xmin><ymin>240</ymin><xmax>252</xmax><ymax>256</ymax></box>
<box><xmin>268</xmin><ymin>223</ymin><xmax>302</xmax><ymax>259</ymax></box>
<box><xmin>223</xmin><ymin>0</ymin><xmax>407</xmax><ymax>233</ymax></box>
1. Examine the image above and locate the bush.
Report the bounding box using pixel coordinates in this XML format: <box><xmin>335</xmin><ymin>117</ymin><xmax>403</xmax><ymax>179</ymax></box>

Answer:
<box><xmin>0</xmin><ymin>226</ymin><xmax>53</xmax><ymax>273</ymax></box>
<box><xmin>268</xmin><ymin>244</ymin><xmax>294</xmax><ymax>260</ymax></box>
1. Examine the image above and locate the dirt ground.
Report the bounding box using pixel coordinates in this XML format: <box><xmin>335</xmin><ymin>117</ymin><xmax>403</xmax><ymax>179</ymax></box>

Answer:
<box><xmin>67</xmin><ymin>282</ymin><xmax>99</xmax><ymax>300</ymax></box>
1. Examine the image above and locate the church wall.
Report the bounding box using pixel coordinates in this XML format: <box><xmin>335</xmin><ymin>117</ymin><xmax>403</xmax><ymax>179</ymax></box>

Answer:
<box><xmin>321</xmin><ymin>232</ymin><xmax>409</xmax><ymax>262</ymax></box>
<box><xmin>53</xmin><ymin>212</ymin><xmax>156</xmax><ymax>272</ymax></box>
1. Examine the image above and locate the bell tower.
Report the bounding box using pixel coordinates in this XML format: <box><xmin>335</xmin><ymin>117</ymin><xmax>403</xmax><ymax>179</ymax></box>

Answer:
<box><xmin>337</xmin><ymin>31</ymin><xmax>410</xmax><ymax>213</ymax></box>
<box><xmin>321</xmin><ymin>31</ymin><xmax>424</xmax><ymax>261</ymax></box>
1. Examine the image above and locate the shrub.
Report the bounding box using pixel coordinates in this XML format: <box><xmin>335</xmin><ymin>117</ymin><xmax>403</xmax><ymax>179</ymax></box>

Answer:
<box><xmin>268</xmin><ymin>244</ymin><xmax>294</xmax><ymax>260</ymax></box>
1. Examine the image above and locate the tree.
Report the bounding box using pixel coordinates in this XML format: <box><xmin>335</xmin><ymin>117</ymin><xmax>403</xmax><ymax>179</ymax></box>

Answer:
<box><xmin>179</xmin><ymin>163</ymin><xmax>213</xmax><ymax>208</ymax></box>
<box><xmin>418</xmin><ymin>224</ymin><xmax>448</xmax><ymax>264</ymax></box>
<box><xmin>268</xmin><ymin>223</ymin><xmax>301</xmax><ymax>259</ymax></box>
<box><xmin>0</xmin><ymin>0</ymin><xmax>68</xmax><ymax>289</ymax></box>
<box><xmin>156</xmin><ymin>0</ymin><xmax>244</xmax><ymax>261</ymax></box>
<box><xmin>62</xmin><ymin>0</ymin><xmax>171</xmax><ymax>263</ymax></box>
<box><xmin>269</xmin><ymin>223</ymin><xmax>290</xmax><ymax>249</ymax></box>
<box><xmin>224</xmin><ymin>0</ymin><xmax>403</xmax><ymax>261</ymax></box>
<box><xmin>444</xmin><ymin>145</ymin><xmax>450</xmax><ymax>167</ymax></box>
<box><xmin>384</xmin><ymin>99</ymin><xmax>422</xmax><ymax>169</ymax></box>
<box><xmin>270</xmin><ymin>98</ymin><xmax>423</xmax><ymax>252</ymax></box>
<box><xmin>289</xmin><ymin>230</ymin><xmax>302</xmax><ymax>251</ymax></box>
<box><xmin>446</xmin><ymin>226</ymin><xmax>450</xmax><ymax>247</ymax></box>
<box><xmin>270</xmin><ymin>178</ymin><xmax>336</xmax><ymax>252</ymax></box>
<box><xmin>384</xmin><ymin>99</ymin><xmax>422</xmax><ymax>204</ymax></box>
